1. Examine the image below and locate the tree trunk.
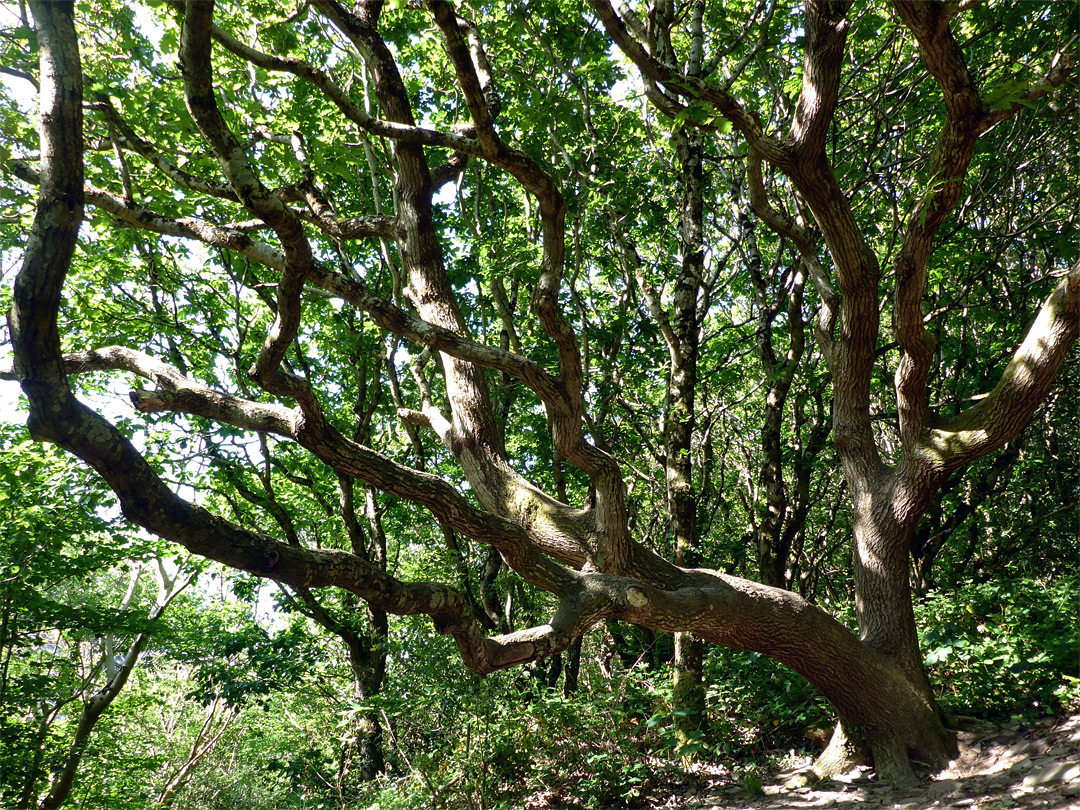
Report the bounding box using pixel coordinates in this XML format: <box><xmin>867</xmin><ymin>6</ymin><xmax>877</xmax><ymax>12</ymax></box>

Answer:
<box><xmin>668</xmin><ymin>120</ymin><xmax>708</xmax><ymax>748</ymax></box>
<box><xmin>562</xmin><ymin>636</ymin><xmax>582</xmax><ymax>696</ymax></box>
<box><xmin>349</xmin><ymin>654</ymin><xmax>386</xmax><ymax>784</ymax></box>
<box><xmin>851</xmin><ymin>479</ymin><xmax>933</xmax><ymax>696</ymax></box>
<box><xmin>652</xmin><ymin>0</ymin><xmax>711</xmax><ymax>743</ymax></box>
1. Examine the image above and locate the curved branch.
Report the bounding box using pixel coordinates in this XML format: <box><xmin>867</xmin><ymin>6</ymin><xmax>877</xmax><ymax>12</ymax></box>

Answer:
<box><xmin>428</xmin><ymin>1</ymin><xmax>500</xmax><ymax>153</ymax></box>
<box><xmin>976</xmin><ymin>41</ymin><xmax>1075</xmax><ymax>133</ymax></box>
<box><xmin>180</xmin><ymin>1</ymin><xmax>313</xmax><ymax>399</ymax></box>
<box><xmin>92</xmin><ymin>98</ymin><xmax>240</xmax><ymax>201</ymax></box>
<box><xmin>591</xmin><ymin>0</ymin><xmax>791</xmax><ymax>168</ymax></box>
<box><xmin>201</xmin><ymin>8</ymin><xmax>481</xmax><ymax>156</ymax></box>
<box><xmin>790</xmin><ymin>1</ymin><xmax>852</xmax><ymax>159</ymax></box>
<box><xmin>311</xmin><ymin>0</ymin><xmax>503</xmax><ymax>457</ymax></box>
<box><xmin>9</xmin><ymin>0</ymin><xmax>82</xmax><ymax>392</ymax></box>
<box><xmin>259</xmin><ymin>125</ymin><xmax>408</xmax><ymax>241</ymax></box>
<box><xmin>890</xmin><ymin>6</ymin><xmax>1075</xmax><ymax>460</ymax></box>
<box><xmin>891</xmin><ymin>1</ymin><xmax>984</xmax><ymax>450</ymax></box>
<box><xmin>609</xmin><ymin>224</ymin><xmax>680</xmax><ymax>368</ymax></box>
<box><xmin>7</xmin><ymin>165</ymin><xmax>572</xmax><ymax>415</ymax></box>
<box><xmin>916</xmin><ymin>263</ymin><xmax>1080</xmax><ymax>473</ymax></box>
<box><xmin>746</xmin><ymin>152</ymin><xmax>838</xmax><ymax>360</ymax></box>
<box><xmin>311</xmin><ymin>0</ymin><xmax>636</xmax><ymax>574</ymax></box>
<box><xmin>306</xmin><ymin>263</ymin><xmax>565</xmax><ymax>402</ymax></box>
<box><xmin>13</xmin><ymin>169</ymin><xmax>292</xmax><ymax>266</ymax></box>
<box><xmin>431</xmin><ymin>5</ymin><xmax>633</xmax><ymax>567</ymax></box>
<box><xmin>12</xmin><ymin>159</ymin><xmax>399</xmax><ymax>244</ymax></box>
<box><xmin>22</xmin><ymin>344</ymin><xmax>590</xmax><ymax>571</ymax></box>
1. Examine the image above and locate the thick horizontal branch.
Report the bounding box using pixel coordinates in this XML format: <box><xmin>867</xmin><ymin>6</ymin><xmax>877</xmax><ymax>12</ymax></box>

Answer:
<box><xmin>11</xmin><ymin>162</ymin><xmax>288</xmax><ymax>266</ymax></box>
<box><xmin>19</xmin><ymin>344</ymin><xmax>589</xmax><ymax>571</ymax></box>
<box><xmin>80</xmin><ymin>347</ymin><xmax>298</xmax><ymax>434</ymax></box>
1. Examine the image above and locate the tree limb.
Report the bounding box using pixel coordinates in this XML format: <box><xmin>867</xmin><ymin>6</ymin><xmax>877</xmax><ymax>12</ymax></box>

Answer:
<box><xmin>194</xmin><ymin>3</ymin><xmax>482</xmax><ymax>156</ymax></box>
<box><xmin>591</xmin><ymin>0</ymin><xmax>791</xmax><ymax>168</ymax></box>
<box><xmin>745</xmin><ymin>151</ymin><xmax>838</xmax><ymax>360</ymax></box>
<box><xmin>916</xmin><ymin>263</ymin><xmax>1080</xmax><ymax>473</ymax></box>
<box><xmin>181</xmin><ymin>0</ymin><xmax>314</xmax><ymax>400</ymax></box>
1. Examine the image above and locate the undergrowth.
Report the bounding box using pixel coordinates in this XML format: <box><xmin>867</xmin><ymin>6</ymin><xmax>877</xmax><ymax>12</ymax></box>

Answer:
<box><xmin>916</xmin><ymin>576</ymin><xmax>1080</xmax><ymax>720</ymax></box>
<box><xmin>354</xmin><ymin>576</ymin><xmax>1077</xmax><ymax>809</ymax></box>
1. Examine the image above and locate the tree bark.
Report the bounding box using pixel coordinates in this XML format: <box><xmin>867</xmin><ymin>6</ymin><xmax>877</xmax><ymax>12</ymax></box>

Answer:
<box><xmin>643</xmin><ymin>1</ymin><xmax>712</xmax><ymax>748</ymax></box>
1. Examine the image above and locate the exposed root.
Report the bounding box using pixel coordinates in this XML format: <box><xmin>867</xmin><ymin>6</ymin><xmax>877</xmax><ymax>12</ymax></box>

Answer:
<box><xmin>912</xmin><ymin>715</ymin><xmax>958</xmax><ymax>770</ymax></box>
<box><xmin>806</xmin><ymin>715</ymin><xmax>957</xmax><ymax>788</ymax></box>
<box><xmin>807</xmin><ymin>722</ymin><xmax>870</xmax><ymax>782</ymax></box>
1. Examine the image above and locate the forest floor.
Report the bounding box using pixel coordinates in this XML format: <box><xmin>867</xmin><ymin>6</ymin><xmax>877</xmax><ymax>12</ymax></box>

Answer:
<box><xmin>637</xmin><ymin>714</ymin><xmax>1080</xmax><ymax>810</ymax></box>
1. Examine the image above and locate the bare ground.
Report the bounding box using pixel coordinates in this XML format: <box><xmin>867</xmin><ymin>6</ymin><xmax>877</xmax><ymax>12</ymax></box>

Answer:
<box><xmin>638</xmin><ymin>714</ymin><xmax>1080</xmax><ymax>810</ymax></box>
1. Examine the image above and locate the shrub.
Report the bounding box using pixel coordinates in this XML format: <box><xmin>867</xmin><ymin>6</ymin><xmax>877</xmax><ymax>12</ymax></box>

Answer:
<box><xmin>916</xmin><ymin>576</ymin><xmax>1080</xmax><ymax>719</ymax></box>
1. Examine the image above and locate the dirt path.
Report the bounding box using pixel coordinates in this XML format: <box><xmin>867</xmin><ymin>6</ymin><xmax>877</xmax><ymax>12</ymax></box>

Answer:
<box><xmin>643</xmin><ymin>715</ymin><xmax>1080</xmax><ymax>810</ymax></box>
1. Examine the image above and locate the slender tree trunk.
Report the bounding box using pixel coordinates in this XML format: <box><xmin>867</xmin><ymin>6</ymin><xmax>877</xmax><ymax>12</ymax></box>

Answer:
<box><xmin>668</xmin><ymin>118</ymin><xmax>708</xmax><ymax>746</ymax></box>
<box><xmin>351</xmin><ymin>485</ymin><xmax>390</xmax><ymax>783</ymax></box>
<box><xmin>562</xmin><ymin>637</ymin><xmax>582</xmax><ymax>696</ymax></box>
<box><xmin>740</xmin><ymin>201</ymin><xmax>788</xmax><ymax>590</ymax></box>
<box><xmin>153</xmin><ymin>699</ymin><xmax>238</xmax><ymax>809</ymax></box>
<box><xmin>347</xmin><ymin>644</ymin><xmax>387</xmax><ymax>783</ymax></box>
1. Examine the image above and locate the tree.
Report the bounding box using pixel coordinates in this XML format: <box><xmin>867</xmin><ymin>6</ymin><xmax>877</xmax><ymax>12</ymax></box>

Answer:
<box><xmin>595</xmin><ymin>0</ymin><xmax>1078</xmax><ymax>776</ymax></box>
<box><xmin>2</xmin><ymin>0</ymin><xmax>1076</xmax><ymax>785</ymax></box>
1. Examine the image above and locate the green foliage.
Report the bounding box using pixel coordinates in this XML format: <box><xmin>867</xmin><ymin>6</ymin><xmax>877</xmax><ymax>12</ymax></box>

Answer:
<box><xmin>740</xmin><ymin>770</ymin><xmax>765</xmax><ymax>797</ymax></box>
<box><xmin>701</xmin><ymin>649</ymin><xmax>833</xmax><ymax>756</ymax></box>
<box><xmin>164</xmin><ymin>692</ymin><xmax>336</xmax><ymax>810</ymax></box>
<box><xmin>0</xmin><ymin>425</ymin><xmax>151</xmax><ymax>808</ymax></box>
<box><xmin>358</xmin><ymin>662</ymin><xmax>663</xmax><ymax>809</ymax></box>
<box><xmin>917</xmin><ymin>577</ymin><xmax>1080</xmax><ymax>719</ymax></box>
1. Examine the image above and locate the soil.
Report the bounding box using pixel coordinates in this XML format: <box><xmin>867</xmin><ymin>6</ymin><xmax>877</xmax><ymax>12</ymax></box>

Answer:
<box><xmin>639</xmin><ymin>714</ymin><xmax>1080</xmax><ymax>810</ymax></box>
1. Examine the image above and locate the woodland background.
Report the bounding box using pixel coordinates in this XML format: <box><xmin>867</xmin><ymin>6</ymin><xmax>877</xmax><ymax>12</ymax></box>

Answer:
<box><xmin>0</xmin><ymin>0</ymin><xmax>1078</xmax><ymax>808</ymax></box>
